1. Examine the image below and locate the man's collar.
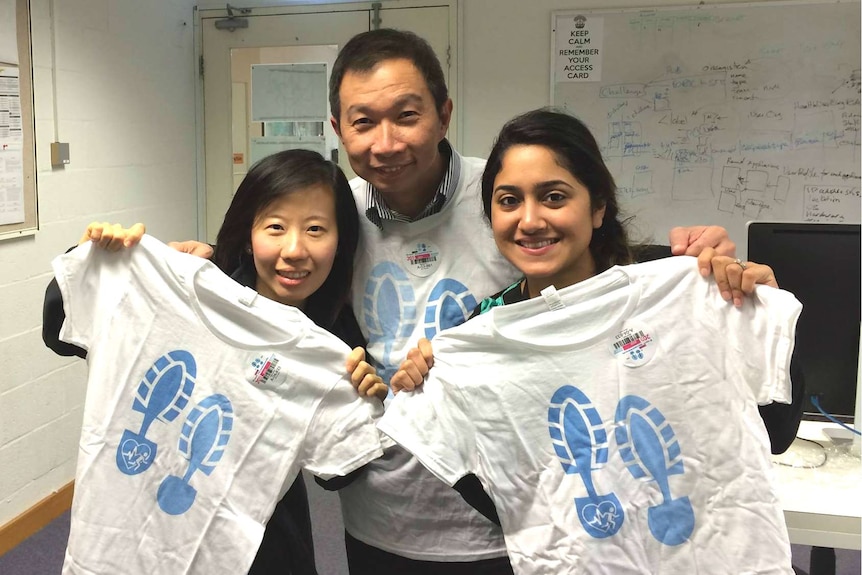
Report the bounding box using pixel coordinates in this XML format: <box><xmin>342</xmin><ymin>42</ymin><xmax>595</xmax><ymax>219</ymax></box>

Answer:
<box><xmin>364</xmin><ymin>139</ymin><xmax>458</xmax><ymax>229</ymax></box>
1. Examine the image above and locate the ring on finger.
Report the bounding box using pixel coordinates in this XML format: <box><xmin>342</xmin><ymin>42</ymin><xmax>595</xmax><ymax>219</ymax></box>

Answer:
<box><xmin>734</xmin><ymin>258</ymin><xmax>748</xmax><ymax>271</ymax></box>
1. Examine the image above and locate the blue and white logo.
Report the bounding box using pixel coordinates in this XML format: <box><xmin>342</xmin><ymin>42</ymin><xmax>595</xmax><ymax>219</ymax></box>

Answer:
<box><xmin>117</xmin><ymin>350</ymin><xmax>196</xmax><ymax>475</ymax></box>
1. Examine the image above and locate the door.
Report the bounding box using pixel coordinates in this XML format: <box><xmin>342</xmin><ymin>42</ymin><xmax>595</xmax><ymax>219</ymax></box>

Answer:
<box><xmin>199</xmin><ymin>2</ymin><xmax>455</xmax><ymax>242</ymax></box>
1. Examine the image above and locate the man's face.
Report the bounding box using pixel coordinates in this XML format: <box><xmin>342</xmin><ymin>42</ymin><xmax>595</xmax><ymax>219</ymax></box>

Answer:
<box><xmin>332</xmin><ymin>58</ymin><xmax>452</xmax><ymax>214</ymax></box>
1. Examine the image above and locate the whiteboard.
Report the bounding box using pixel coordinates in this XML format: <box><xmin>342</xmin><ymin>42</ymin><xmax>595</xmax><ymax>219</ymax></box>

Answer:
<box><xmin>551</xmin><ymin>2</ymin><xmax>861</xmax><ymax>252</ymax></box>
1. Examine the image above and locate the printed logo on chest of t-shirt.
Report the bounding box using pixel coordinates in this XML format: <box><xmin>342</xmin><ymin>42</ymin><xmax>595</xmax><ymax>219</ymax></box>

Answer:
<box><xmin>362</xmin><ymin>258</ymin><xmax>478</xmax><ymax>383</ymax></box>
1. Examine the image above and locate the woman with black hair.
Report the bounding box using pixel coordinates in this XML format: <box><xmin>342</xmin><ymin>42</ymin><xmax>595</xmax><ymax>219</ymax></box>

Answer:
<box><xmin>385</xmin><ymin>109</ymin><xmax>803</xmax><ymax>574</ymax></box>
<box><xmin>43</xmin><ymin>149</ymin><xmax>386</xmax><ymax>575</ymax></box>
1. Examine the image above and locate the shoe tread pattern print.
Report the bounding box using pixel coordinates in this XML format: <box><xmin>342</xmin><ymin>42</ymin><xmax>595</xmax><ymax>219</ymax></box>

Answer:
<box><xmin>423</xmin><ymin>278</ymin><xmax>478</xmax><ymax>339</ymax></box>
<box><xmin>157</xmin><ymin>393</ymin><xmax>234</xmax><ymax>515</ymax></box>
<box><xmin>365</xmin><ymin>262</ymin><xmax>480</xmax><ymax>383</ymax></box>
<box><xmin>116</xmin><ymin>350</ymin><xmax>197</xmax><ymax>475</ymax></box>
<box><xmin>364</xmin><ymin>262</ymin><xmax>417</xmax><ymax>384</ymax></box>
<box><xmin>549</xmin><ymin>385</ymin><xmax>624</xmax><ymax>538</ymax></box>
<box><xmin>614</xmin><ymin>395</ymin><xmax>694</xmax><ymax>546</ymax></box>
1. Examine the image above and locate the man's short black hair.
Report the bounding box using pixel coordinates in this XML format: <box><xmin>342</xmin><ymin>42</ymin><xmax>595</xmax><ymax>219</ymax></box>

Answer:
<box><xmin>329</xmin><ymin>29</ymin><xmax>449</xmax><ymax>123</ymax></box>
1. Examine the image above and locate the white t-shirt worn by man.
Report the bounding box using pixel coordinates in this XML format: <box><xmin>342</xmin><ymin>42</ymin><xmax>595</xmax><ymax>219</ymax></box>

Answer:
<box><xmin>380</xmin><ymin>257</ymin><xmax>800</xmax><ymax>575</ymax></box>
<box><xmin>343</xmin><ymin>150</ymin><xmax>519</xmax><ymax>561</ymax></box>
<box><xmin>53</xmin><ymin>235</ymin><xmax>390</xmax><ymax>575</ymax></box>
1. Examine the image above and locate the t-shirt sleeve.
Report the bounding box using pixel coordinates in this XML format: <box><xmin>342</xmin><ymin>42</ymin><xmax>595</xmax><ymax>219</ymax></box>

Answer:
<box><xmin>708</xmin><ymin>279</ymin><xmax>802</xmax><ymax>405</ymax></box>
<box><xmin>301</xmin><ymin>378</ymin><xmax>389</xmax><ymax>480</ymax></box>
<box><xmin>50</xmin><ymin>242</ymin><xmax>133</xmax><ymax>352</ymax></box>
<box><xmin>377</xmin><ymin>365</ymin><xmax>477</xmax><ymax>487</ymax></box>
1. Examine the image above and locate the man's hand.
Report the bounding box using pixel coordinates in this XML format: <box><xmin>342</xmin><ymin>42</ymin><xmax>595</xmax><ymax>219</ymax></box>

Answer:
<box><xmin>711</xmin><ymin>256</ymin><xmax>778</xmax><ymax>308</ymax></box>
<box><xmin>669</xmin><ymin>226</ymin><xmax>736</xmax><ymax>277</ymax></box>
<box><xmin>390</xmin><ymin>338</ymin><xmax>434</xmax><ymax>394</ymax></box>
<box><xmin>168</xmin><ymin>240</ymin><xmax>214</xmax><ymax>259</ymax></box>
<box><xmin>346</xmin><ymin>347</ymin><xmax>388</xmax><ymax>402</ymax></box>
<box><xmin>79</xmin><ymin>222</ymin><xmax>145</xmax><ymax>250</ymax></box>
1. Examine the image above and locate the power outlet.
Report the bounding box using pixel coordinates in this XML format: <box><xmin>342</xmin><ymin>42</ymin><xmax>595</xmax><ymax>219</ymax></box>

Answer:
<box><xmin>51</xmin><ymin>142</ymin><xmax>70</xmax><ymax>166</ymax></box>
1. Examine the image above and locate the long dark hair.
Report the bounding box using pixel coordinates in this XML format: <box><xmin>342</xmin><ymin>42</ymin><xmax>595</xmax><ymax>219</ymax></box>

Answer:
<box><xmin>329</xmin><ymin>29</ymin><xmax>449</xmax><ymax>124</ymax></box>
<box><xmin>214</xmin><ymin>149</ymin><xmax>358</xmax><ymax>329</ymax></box>
<box><xmin>481</xmin><ymin>108</ymin><xmax>633</xmax><ymax>274</ymax></box>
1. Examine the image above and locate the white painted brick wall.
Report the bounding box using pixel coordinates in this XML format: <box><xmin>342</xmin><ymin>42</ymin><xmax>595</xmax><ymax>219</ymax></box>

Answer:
<box><xmin>0</xmin><ymin>0</ymin><xmax>198</xmax><ymax>526</ymax></box>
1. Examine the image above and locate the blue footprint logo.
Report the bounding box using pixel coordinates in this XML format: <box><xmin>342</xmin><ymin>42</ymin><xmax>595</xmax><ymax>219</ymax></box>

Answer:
<box><xmin>157</xmin><ymin>394</ymin><xmax>234</xmax><ymax>515</ymax></box>
<box><xmin>549</xmin><ymin>386</ymin><xmax>623</xmax><ymax>538</ymax></box>
<box><xmin>117</xmin><ymin>350</ymin><xmax>196</xmax><ymax>475</ymax></box>
<box><xmin>423</xmin><ymin>279</ymin><xmax>477</xmax><ymax>339</ymax></box>
<box><xmin>614</xmin><ymin>395</ymin><xmax>694</xmax><ymax>546</ymax></box>
<box><xmin>364</xmin><ymin>262</ymin><xmax>417</xmax><ymax>383</ymax></box>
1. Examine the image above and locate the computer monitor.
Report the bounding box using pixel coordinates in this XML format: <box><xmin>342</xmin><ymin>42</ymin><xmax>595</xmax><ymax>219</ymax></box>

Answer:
<box><xmin>747</xmin><ymin>222</ymin><xmax>861</xmax><ymax>424</ymax></box>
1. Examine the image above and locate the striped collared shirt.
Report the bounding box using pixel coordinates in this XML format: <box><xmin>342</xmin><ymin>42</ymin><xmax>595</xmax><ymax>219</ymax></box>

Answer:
<box><xmin>363</xmin><ymin>139</ymin><xmax>460</xmax><ymax>229</ymax></box>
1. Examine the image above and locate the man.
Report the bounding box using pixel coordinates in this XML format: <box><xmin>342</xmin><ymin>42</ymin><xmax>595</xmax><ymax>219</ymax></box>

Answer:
<box><xmin>322</xmin><ymin>29</ymin><xmax>749</xmax><ymax>575</ymax></box>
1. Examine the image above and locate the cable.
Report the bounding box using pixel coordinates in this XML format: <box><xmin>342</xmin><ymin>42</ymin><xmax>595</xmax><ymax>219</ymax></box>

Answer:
<box><xmin>810</xmin><ymin>395</ymin><xmax>861</xmax><ymax>436</ymax></box>
<box><xmin>772</xmin><ymin>437</ymin><xmax>828</xmax><ymax>469</ymax></box>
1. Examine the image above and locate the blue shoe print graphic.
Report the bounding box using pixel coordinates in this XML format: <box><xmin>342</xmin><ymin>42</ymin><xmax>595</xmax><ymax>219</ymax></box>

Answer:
<box><xmin>423</xmin><ymin>279</ymin><xmax>478</xmax><ymax>339</ymax></box>
<box><xmin>549</xmin><ymin>385</ymin><xmax>623</xmax><ymax>539</ymax></box>
<box><xmin>157</xmin><ymin>394</ymin><xmax>233</xmax><ymax>515</ymax></box>
<box><xmin>364</xmin><ymin>262</ymin><xmax>417</xmax><ymax>383</ymax></box>
<box><xmin>116</xmin><ymin>350</ymin><xmax>196</xmax><ymax>475</ymax></box>
<box><xmin>614</xmin><ymin>395</ymin><xmax>694</xmax><ymax>546</ymax></box>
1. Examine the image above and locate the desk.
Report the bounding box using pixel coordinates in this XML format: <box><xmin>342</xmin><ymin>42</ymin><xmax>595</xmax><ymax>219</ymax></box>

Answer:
<box><xmin>773</xmin><ymin>420</ymin><xmax>861</xmax><ymax>551</ymax></box>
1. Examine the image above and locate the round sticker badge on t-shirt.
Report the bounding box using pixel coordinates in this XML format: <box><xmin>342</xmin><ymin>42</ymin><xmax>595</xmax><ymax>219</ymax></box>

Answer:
<box><xmin>246</xmin><ymin>352</ymin><xmax>287</xmax><ymax>387</ymax></box>
<box><xmin>609</xmin><ymin>323</ymin><xmax>657</xmax><ymax>367</ymax></box>
<box><xmin>403</xmin><ymin>239</ymin><xmax>441</xmax><ymax>278</ymax></box>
